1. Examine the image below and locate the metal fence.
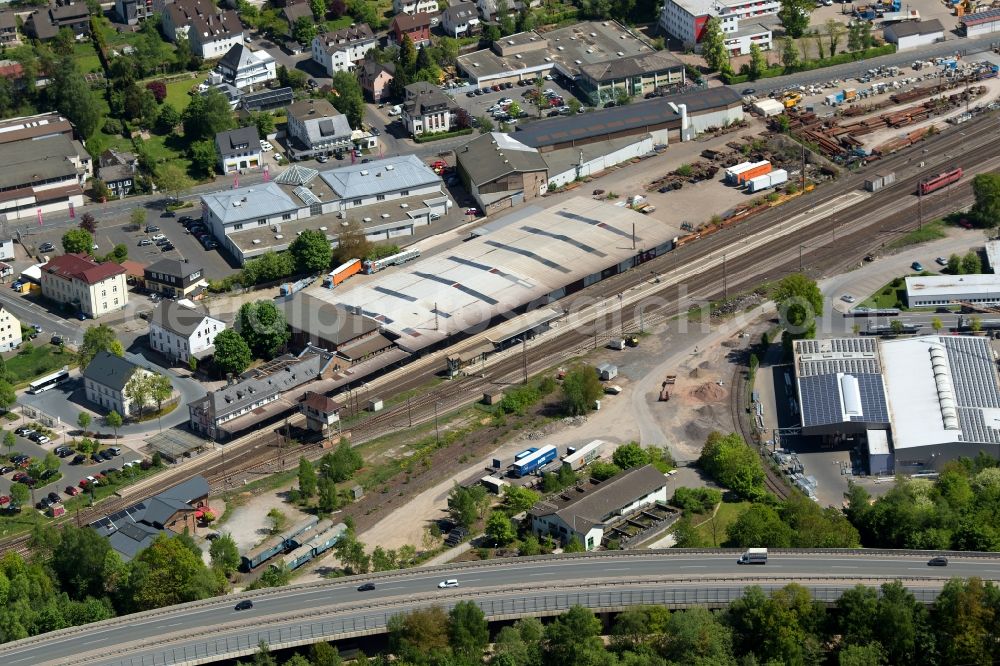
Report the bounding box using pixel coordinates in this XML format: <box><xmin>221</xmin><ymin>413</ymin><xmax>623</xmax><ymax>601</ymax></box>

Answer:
<box><xmin>98</xmin><ymin>582</ymin><xmax>947</xmax><ymax>666</ymax></box>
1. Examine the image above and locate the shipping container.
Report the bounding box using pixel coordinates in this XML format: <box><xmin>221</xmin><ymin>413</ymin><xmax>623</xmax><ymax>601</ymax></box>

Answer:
<box><xmin>865</xmin><ymin>171</ymin><xmax>896</xmax><ymax>192</ymax></box>
<box><xmin>746</xmin><ymin>169</ymin><xmax>787</xmax><ymax>193</ymax></box>
<box><xmin>736</xmin><ymin>161</ymin><xmax>772</xmax><ymax>185</ymax></box>
<box><xmin>324</xmin><ymin>258</ymin><xmax>362</xmax><ymax>288</ymax></box>
<box><xmin>724</xmin><ymin>161</ymin><xmax>755</xmax><ymax>184</ymax></box>
<box><xmin>596</xmin><ymin>363</ymin><xmax>618</xmax><ymax>380</ymax></box>
<box><xmin>511</xmin><ymin>445</ymin><xmax>558</xmax><ymax>477</ymax></box>
<box><xmin>562</xmin><ymin>439</ymin><xmax>604</xmax><ymax>471</ymax></box>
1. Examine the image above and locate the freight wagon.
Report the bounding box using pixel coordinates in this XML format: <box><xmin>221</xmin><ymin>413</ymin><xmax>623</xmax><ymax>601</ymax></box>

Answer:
<box><xmin>918</xmin><ymin>168</ymin><xmax>962</xmax><ymax>195</ymax></box>
<box><xmin>362</xmin><ymin>248</ymin><xmax>421</xmax><ymax>274</ymax></box>
<box><xmin>241</xmin><ymin>534</ymin><xmax>286</xmax><ymax>571</ymax></box>
<box><xmin>324</xmin><ymin>259</ymin><xmax>362</xmax><ymax>288</ymax></box>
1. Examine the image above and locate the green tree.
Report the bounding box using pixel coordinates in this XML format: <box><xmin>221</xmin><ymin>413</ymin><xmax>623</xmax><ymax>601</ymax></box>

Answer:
<box><xmin>9</xmin><ymin>480</ymin><xmax>29</xmax><ymax>506</ymax></box>
<box><xmin>726</xmin><ymin>503</ymin><xmax>794</xmax><ymax>547</ymax></box>
<box><xmin>485</xmin><ymin>510</ymin><xmax>516</xmax><ymax>546</ymax></box>
<box><xmin>105</xmin><ymin>410</ymin><xmax>122</xmax><ymax>445</ymax></box>
<box><xmin>333</xmin><ymin>529</ymin><xmax>369</xmax><ymax>573</ymax></box>
<box><xmin>124</xmin><ymin>373</ymin><xmax>152</xmax><ymax>417</ymax></box>
<box><xmin>825</xmin><ymin>18</ymin><xmax>843</xmax><ymax>54</ymax></box>
<box><xmin>156</xmin><ymin>103</ymin><xmax>181</xmax><ymax>134</ymax></box>
<box><xmin>236</xmin><ymin>301</ymin><xmax>289</xmax><ymax>359</ymax></box>
<box><xmin>931</xmin><ymin>316</ymin><xmax>943</xmax><ymax>333</ymax></box>
<box><xmin>3</xmin><ymin>430</ymin><xmax>15</xmax><ymax>455</ymax></box>
<box><xmin>78</xmin><ymin>324</ymin><xmax>122</xmax><ymax>369</ymax></box>
<box><xmin>52</xmin><ymin>56</ymin><xmax>103</xmax><ymax>138</ymax></box>
<box><xmin>846</xmin><ymin>21</ymin><xmax>863</xmax><ymax>52</ymax></box>
<box><xmin>389</xmin><ymin>606</ymin><xmax>450</xmax><ymax>663</ymax></box>
<box><xmin>727</xmin><ymin>584</ymin><xmax>825</xmax><ymax>665</ymax></box>
<box><xmin>289</xmin><ymin>229</ymin><xmax>333</xmax><ymax>273</ymax></box>
<box><xmin>971</xmin><ymin>172</ymin><xmax>1000</xmax><ymax>228</ymax></box>
<box><xmin>780</xmin><ymin>37</ymin><xmax>799</xmax><ymax>69</ymax></box>
<box><xmin>319</xmin><ymin>439</ymin><xmax>363</xmax><ymax>482</ymax></box>
<box><xmin>700</xmin><ymin>17</ymin><xmax>729</xmax><ymax>72</ymax></box>
<box><xmin>182</xmin><ymin>88</ymin><xmax>235</xmax><ymax>142</ymax></box>
<box><xmin>612</xmin><ymin>442</ymin><xmax>651</xmax><ymax>469</ymax></box>
<box><xmin>890</xmin><ymin>319</ymin><xmax>905</xmax><ymax>336</ymax></box>
<box><xmin>329</xmin><ymin>71</ymin><xmax>365</xmax><ymax>128</ymax></box>
<box><xmin>835</xmin><ymin>585</ymin><xmax>879</xmax><ymax>647</ymax></box>
<box><xmin>209</xmin><ymin>533</ymin><xmax>240</xmax><ymax>574</ymax></box>
<box><xmin>970</xmin><ymin>315</ymin><xmax>983</xmax><ymax>333</ymax></box>
<box><xmin>962</xmin><ymin>250</ymin><xmax>982</xmax><ymax>275</ymax></box>
<box><xmin>698</xmin><ymin>431</ymin><xmax>766</xmax><ymax>500</ymax></box>
<box><xmin>148</xmin><ymin>373</ymin><xmax>173</xmax><ymax>417</ymax></box>
<box><xmin>664</xmin><ymin>607</ymin><xmax>735</xmax><ymax>664</ymax></box>
<box><xmin>267</xmin><ymin>508</ymin><xmax>287</xmax><ymax>534</ymax></box>
<box><xmin>310</xmin><ymin>0</ymin><xmax>325</xmax><ymax>18</ymax></box>
<box><xmin>448</xmin><ymin>483</ymin><xmax>487</xmax><ymax>528</ymax></box>
<box><xmin>298</xmin><ymin>456</ymin><xmax>317</xmax><ymax>498</ymax></box>
<box><xmin>778</xmin><ymin>0</ymin><xmax>811</xmax><ymax>38</ymax></box>
<box><xmin>501</xmin><ymin>485</ymin><xmax>539</xmax><ymax>515</ymax></box>
<box><xmin>561</xmin><ymin>364</ymin><xmax>603</xmax><ymax>416</ymax></box>
<box><xmin>398</xmin><ymin>34</ymin><xmax>417</xmax><ymax>74</ymax></box>
<box><xmin>62</xmin><ymin>228</ymin><xmax>93</xmax><ymax>255</ymax></box>
<box><xmin>371</xmin><ymin>545</ymin><xmax>397</xmax><ymax>571</ymax></box>
<box><xmin>212</xmin><ymin>329</ymin><xmax>252</xmax><ymax>375</ymax></box>
<box><xmin>310</xmin><ymin>642</ymin><xmax>343</xmax><ymax>666</ymax></box>
<box><xmin>332</xmin><ymin>219</ymin><xmax>371</xmax><ymax>265</ymax></box>
<box><xmin>563</xmin><ymin>535</ymin><xmax>585</xmax><ymax>552</ymax></box>
<box><xmin>50</xmin><ymin>525</ymin><xmax>115</xmax><ymax>600</ymax></box>
<box><xmin>189</xmin><ymin>140</ymin><xmax>218</xmax><ymax>177</ymax></box>
<box><xmin>839</xmin><ymin>643</ymin><xmax>887</xmax><ymax>666</ymax></box>
<box><xmin>520</xmin><ymin>534</ymin><xmax>541</xmax><ymax>556</ymax></box>
<box><xmin>0</xmin><ymin>380</ymin><xmax>14</xmax><ymax>412</ymax></box>
<box><xmin>123</xmin><ymin>534</ymin><xmax>220</xmax><ymax>611</ymax></box>
<box><xmin>246</xmin><ymin>111</ymin><xmax>276</xmax><ymax>139</ymax></box>
<box><xmin>947</xmin><ymin>253</ymin><xmax>963</xmax><ymax>274</ymax></box>
<box><xmin>317</xmin><ymin>476</ymin><xmax>339</xmax><ymax>513</ymax></box>
<box><xmin>748</xmin><ymin>43</ymin><xmax>767</xmax><ymax>79</ymax></box>
<box><xmin>292</xmin><ymin>15</ymin><xmax>318</xmax><ymax>44</ymax></box>
<box><xmin>543</xmin><ymin>605</ymin><xmax>604</xmax><ymax>666</ymax></box>
<box><xmin>155</xmin><ymin>164</ymin><xmax>193</xmax><ymax>202</ymax></box>
<box><xmin>477</xmin><ymin>114</ymin><xmax>495</xmax><ymax>133</ymax></box>
<box><xmin>589</xmin><ymin>460</ymin><xmax>622</xmax><ymax>481</ymax></box>
<box><xmin>449</xmin><ymin>600</ymin><xmax>489</xmax><ymax>659</ymax></box>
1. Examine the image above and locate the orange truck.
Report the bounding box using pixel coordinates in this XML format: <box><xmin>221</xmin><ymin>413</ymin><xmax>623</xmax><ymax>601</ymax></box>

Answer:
<box><xmin>737</xmin><ymin>160</ymin><xmax>772</xmax><ymax>185</ymax></box>
<box><xmin>324</xmin><ymin>258</ymin><xmax>362</xmax><ymax>288</ymax></box>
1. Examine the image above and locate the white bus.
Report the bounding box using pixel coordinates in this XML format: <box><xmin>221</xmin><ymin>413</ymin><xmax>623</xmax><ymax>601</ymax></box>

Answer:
<box><xmin>27</xmin><ymin>368</ymin><xmax>70</xmax><ymax>394</ymax></box>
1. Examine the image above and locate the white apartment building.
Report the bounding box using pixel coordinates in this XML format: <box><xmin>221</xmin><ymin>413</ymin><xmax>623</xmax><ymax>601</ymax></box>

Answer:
<box><xmin>441</xmin><ymin>1</ymin><xmax>479</xmax><ymax>37</ymax></box>
<box><xmin>659</xmin><ymin>0</ymin><xmax>777</xmax><ymax>54</ymax></box>
<box><xmin>311</xmin><ymin>24</ymin><xmax>377</xmax><ymax>76</ymax></box>
<box><xmin>393</xmin><ymin>0</ymin><xmax>438</xmax><ymax>14</ymax></box>
<box><xmin>40</xmin><ymin>254</ymin><xmax>128</xmax><ymax>319</ymax></box>
<box><xmin>215</xmin><ymin>43</ymin><xmax>276</xmax><ymax>90</ymax></box>
<box><xmin>161</xmin><ymin>0</ymin><xmax>243</xmax><ymax>59</ymax></box>
<box><xmin>83</xmin><ymin>351</ymin><xmax>156</xmax><ymax>416</ymax></box>
<box><xmin>0</xmin><ymin>305</ymin><xmax>22</xmax><ymax>352</ymax></box>
<box><xmin>401</xmin><ymin>81</ymin><xmax>452</xmax><ymax>137</ymax></box>
<box><xmin>149</xmin><ymin>301</ymin><xmax>226</xmax><ymax>364</ymax></box>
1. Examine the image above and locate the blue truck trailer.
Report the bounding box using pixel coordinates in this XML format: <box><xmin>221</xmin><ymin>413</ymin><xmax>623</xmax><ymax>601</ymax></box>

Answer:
<box><xmin>511</xmin><ymin>445</ymin><xmax>557</xmax><ymax>477</ymax></box>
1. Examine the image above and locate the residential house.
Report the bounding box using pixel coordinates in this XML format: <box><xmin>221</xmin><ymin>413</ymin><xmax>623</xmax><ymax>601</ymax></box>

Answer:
<box><xmin>215</xmin><ymin>43</ymin><xmax>276</xmax><ymax>90</ymax></box>
<box><xmin>82</xmin><ymin>351</ymin><xmax>156</xmax><ymax>416</ymax></box>
<box><xmin>92</xmin><ymin>477</ymin><xmax>211</xmax><ymax>560</ymax></box>
<box><xmin>115</xmin><ymin>0</ymin><xmax>152</xmax><ymax>25</ymax></box>
<box><xmin>214</xmin><ymin>126</ymin><xmax>262</xmax><ymax>174</ymax></box>
<box><xmin>25</xmin><ymin>2</ymin><xmax>90</xmax><ymax>41</ymax></box>
<box><xmin>476</xmin><ymin>0</ymin><xmax>538</xmax><ymax>20</ymax></box>
<box><xmin>40</xmin><ymin>253</ymin><xmax>127</xmax><ymax>318</ymax></box>
<box><xmin>393</xmin><ymin>0</ymin><xmax>437</xmax><ymax>14</ymax></box>
<box><xmin>529</xmin><ymin>465</ymin><xmax>669</xmax><ymax>550</ymax></box>
<box><xmin>98</xmin><ymin>149</ymin><xmax>138</xmax><ymax>198</ymax></box>
<box><xmin>441</xmin><ymin>2</ymin><xmax>479</xmax><ymax>37</ymax></box>
<box><xmin>0</xmin><ymin>11</ymin><xmax>18</xmax><ymax>45</ymax></box>
<box><xmin>281</xmin><ymin>0</ymin><xmax>312</xmax><ymax>31</ymax></box>
<box><xmin>401</xmin><ymin>81</ymin><xmax>452</xmax><ymax>136</ymax></box>
<box><xmin>285</xmin><ymin>98</ymin><xmax>353</xmax><ymax>160</ymax></box>
<box><xmin>188</xmin><ymin>345</ymin><xmax>337</xmax><ymax>440</ymax></box>
<box><xmin>143</xmin><ymin>258</ymin><xmax>204</xmax><ymax>298</ymax></box>
<box><xmin>389</xmin><ymin>12</ymin><xmax>432</xmax><ymax>47</ymax></box>
<box><xmin>0</xmin><ymin>305</ymin><xmax>22</xmax><ymax>352</ymax></box>
<box><xmin>161</xmin><ymin>0</ymin><xmax>243</xmax><ymax>59</ymax></box>
<box><xmin>0</xmin><ymin>239</ymin><xmax>14</xmax><ymax>262</ymax></box>
<box><xmin>359</xmin><ymin>58</ymin><xmax>394</xmax><ymax>102</ymax></box>
<box><xmin>149</xmin><ymin>300</ymin><xmax>225</xmax><ymax>363</ymax></box>
<box><xmin>310</xmin><ymin>23</ymin><xmax>377</xmax><ymax>75</ymax></box>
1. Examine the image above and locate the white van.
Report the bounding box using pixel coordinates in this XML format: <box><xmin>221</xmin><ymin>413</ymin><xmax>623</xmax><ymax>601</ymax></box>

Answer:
<box><xmin>388</xmin><ymin>105</ymin><xmax>402</xmax><ymax>116</ymax></box>
<box><xmin>438</xmin><ymin>579</ymin><xmax>459</xmax><ymax>588</ymax></box>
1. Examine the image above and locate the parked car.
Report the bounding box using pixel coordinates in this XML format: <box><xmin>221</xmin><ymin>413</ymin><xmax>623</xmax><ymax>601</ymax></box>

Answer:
<box><xmin>935</xmin><ymin>256</ymin><xmax>947</xmax><ymax>266</ymax></box>
<box><xmin>0</xmin><ymin>496</ymin><xmax>10</xmax><ymax>505</ymax></box>
<box><xmin>38</xmin><ymin>242</ymin><xmax>55</xmax><ymax>253</ymax></box>
<box><xmin>145</xmin><ymin>225</ymin><xmax>160</xmax><ymax>233</ymax></box>
<box><xmin>151</xmin><ymin>234</ymin><xmax>166</xmax><ymax>242</ymax></box>
<box><xmin>161</xmin><ymin>243</ymin><xmax>175</xmax><ymax>252</ymax></box>
<box><xmin>911</xmin><ymin>261</ymin><xmax>924</xmax><ymax>272</ymax></box>
<box><xmin>0</xmin><ymin>466</ymin><xmax>13</xmax><ymax>475</ymax></box>
<box><xmin>138</xmin><ymin>239</ymin><xmax>153</xmax><ymax>247</ymax></box>
<box><xmin>12</xmin><ymin>472</ymin><xmax>26</xmax><ymax>482</ymax></box>
<box><xmin>50</xmin><ymin>335</ymin><xmax>63</xmax><ymax>346</ymax></box>
<box><xmin>18</xmin><ymin>477</ymin><xmax>35</xmax><ymax>487</ymax></box>
<box><xmin>161</xmin><ymin>210</ymin><xmax>176</xmax><ymax>218</ymax></box>
<box><xmin>109</xmin><ymin>447</ymin><xmax>121</xmax><ymax>456</ymax></box>
<box><xmin>100</xmin><ymin>450</ymin><xmax>114</xmax><ymax>461</ymax></box>
<box><xmin>47</xmin><ymin>491</ymin><xmax>61</xmax><ymax>503</ymax></box>
<box><xmin>29</xmin><ymin>433</ymin><xmax>50</xmax><ymax>444</ymax></box>
<box><xmin>14</xmin><ymin>427</ymin><xmax>32</xmax><ymax>436</ymax></box>
<box><xmin>65</xmin><ymin>485</ymin><xmax>81</xmax><ymax>496</ymax></box>
<box><xmin>10</xmin><ymin>281</ymin><xmax>23</xmax><ymax>290</ymax></box>
<box><xmin>71</xmin><ymin>454</ymin><xmax>86</xmax><ymax>465</ymax></box>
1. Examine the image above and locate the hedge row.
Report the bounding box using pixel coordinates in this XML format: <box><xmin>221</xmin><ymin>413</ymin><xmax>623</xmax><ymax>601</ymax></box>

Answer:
<box><xmin>722</xmin><ymin>44</ymin><xmax>897</xmax><ymax>85</ymax></box>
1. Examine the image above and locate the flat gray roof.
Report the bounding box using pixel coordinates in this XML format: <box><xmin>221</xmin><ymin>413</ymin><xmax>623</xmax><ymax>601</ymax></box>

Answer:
<box><xmin>319</xmin><ymin>154</ymin><xmax>441</xmax><ymax>200</ymax></box>
<box><xmin>0</xmin><ymin>134</ymin><xmax>79</xmax><ymax>189</ymax></box>
<box><xmin>202</xmin><ymin>182</ymin><xmax>300</xmax><ymax>226</ymax></box>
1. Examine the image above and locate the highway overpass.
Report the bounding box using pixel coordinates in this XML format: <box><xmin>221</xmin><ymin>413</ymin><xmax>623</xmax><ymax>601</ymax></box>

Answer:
<box><xmin>3</xmin><ymin>550</ymin><xmax>999</xmax><ymax>666</ymax></box>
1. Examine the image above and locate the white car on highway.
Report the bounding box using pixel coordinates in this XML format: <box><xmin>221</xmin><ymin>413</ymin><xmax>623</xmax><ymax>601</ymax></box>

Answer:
<box><xmin>438</xmin><ymin>579</ymin><xmax>459</xmax><ymax>588</ymax></box>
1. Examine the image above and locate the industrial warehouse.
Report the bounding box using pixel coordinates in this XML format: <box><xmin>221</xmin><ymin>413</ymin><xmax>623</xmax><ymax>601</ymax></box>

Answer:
<box><xmin>312</xmin><ymin>197</ymin><xmax>681</xmax><ymax>353</ymax></box>
<box><xmin>793</xmin><ymin>335</ymin><xmax>1000</xmax><ymax>474</ymax></box>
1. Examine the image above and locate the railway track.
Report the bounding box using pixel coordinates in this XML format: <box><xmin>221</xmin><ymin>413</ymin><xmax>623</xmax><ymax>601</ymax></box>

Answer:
<box><xmin>0</xmin><ymin>115</ymin><xmax>994</xmax><ymax>558</ymax></box>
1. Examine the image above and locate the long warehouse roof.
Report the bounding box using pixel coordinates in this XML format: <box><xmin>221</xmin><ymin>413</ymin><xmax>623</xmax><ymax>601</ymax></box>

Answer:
<box><xmin>310</xmin><ymin>197</ymin><xmax>681</xmax><ymax>352</ymax></box>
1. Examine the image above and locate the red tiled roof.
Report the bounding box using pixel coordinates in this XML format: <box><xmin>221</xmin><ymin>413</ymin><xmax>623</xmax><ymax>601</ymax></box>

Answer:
<box><xmin>43</xmin><ymin>253</ymin><xmax>127</xmax><ymax>285</ymax></box>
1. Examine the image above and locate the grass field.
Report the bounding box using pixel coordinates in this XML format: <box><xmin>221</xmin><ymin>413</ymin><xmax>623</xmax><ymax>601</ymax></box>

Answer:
<box><xmin>73</xmin><ymin>42</ymin><xmax>102</xmax><ymax>74</ymax></box>
<box><xmin>163</xmin><ymin>78</ymin><xmax>196</xmax><ymax>114</ymax></box>
<box><xmin>6</xmin><ymin>344</ymin><xmax>74</xmax><ymax>387</ymax></box>
<box><xmin>690</xmin><ymin>501</ymin><xmax>751</xmax><ymax>547</ymax></box>
<box><xmin>887</xmin><ymin>219</ymin><xmax>946</xmax><ymax>249</ymax></box>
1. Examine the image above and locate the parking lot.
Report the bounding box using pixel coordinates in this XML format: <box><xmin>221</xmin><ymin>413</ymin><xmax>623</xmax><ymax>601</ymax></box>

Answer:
<box><xmin>807</xmin><ymin>0</ymin><xmax>958</xmax><ymax>34</ymax></box>
<box><xmin>0</xmin><ymin>427</ymin><xmax>143</xmax><ymax>510</ymax></box>
<box><xmin>32</xmin><ymin>206</ymin><xmax>237</xmax><ymax>281</ymax></box>
<box><xmin>452</xmin><ymin>76</ymin><xmax>583</xmax><ymax>124</ymax></box>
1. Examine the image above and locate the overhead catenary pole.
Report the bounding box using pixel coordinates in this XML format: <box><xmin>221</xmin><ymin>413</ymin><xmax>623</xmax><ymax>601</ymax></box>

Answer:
<box><xmin>521</xmin><ymin>338</ymin><xmax>528</xmax><ymax>385</ymax></box>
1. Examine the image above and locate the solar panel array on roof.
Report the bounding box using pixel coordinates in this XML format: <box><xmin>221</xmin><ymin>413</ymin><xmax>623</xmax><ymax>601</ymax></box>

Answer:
<box><xmin>941</xmin><ymin>336</ymin><xmax>1000</xmax><ymax>408</ymax></box>
<box><xmin>799</xmin><ymin>374</ymin><xmax>890</xmax><ymax>428</ymax></box>
<box><xmin>90</xmin><ymin>502</ymin><xmax>146</xmax><ymax>532</ymax></box>
<box><xmin>799</xmin><ymin>357</ymin><xmax>881</xmax><ymax>377</ymax></box>
<box><xmin>242</xmin><ymin>87</ymin><xmax>294</xmax><ymax>111</ymax></box>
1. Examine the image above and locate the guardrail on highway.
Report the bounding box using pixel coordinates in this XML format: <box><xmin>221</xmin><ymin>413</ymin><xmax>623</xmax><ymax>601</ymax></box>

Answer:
<box><xmin>78</xmin><ymin>580</ymin><xmax>952</xmax><ymax>666</ymax></box>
